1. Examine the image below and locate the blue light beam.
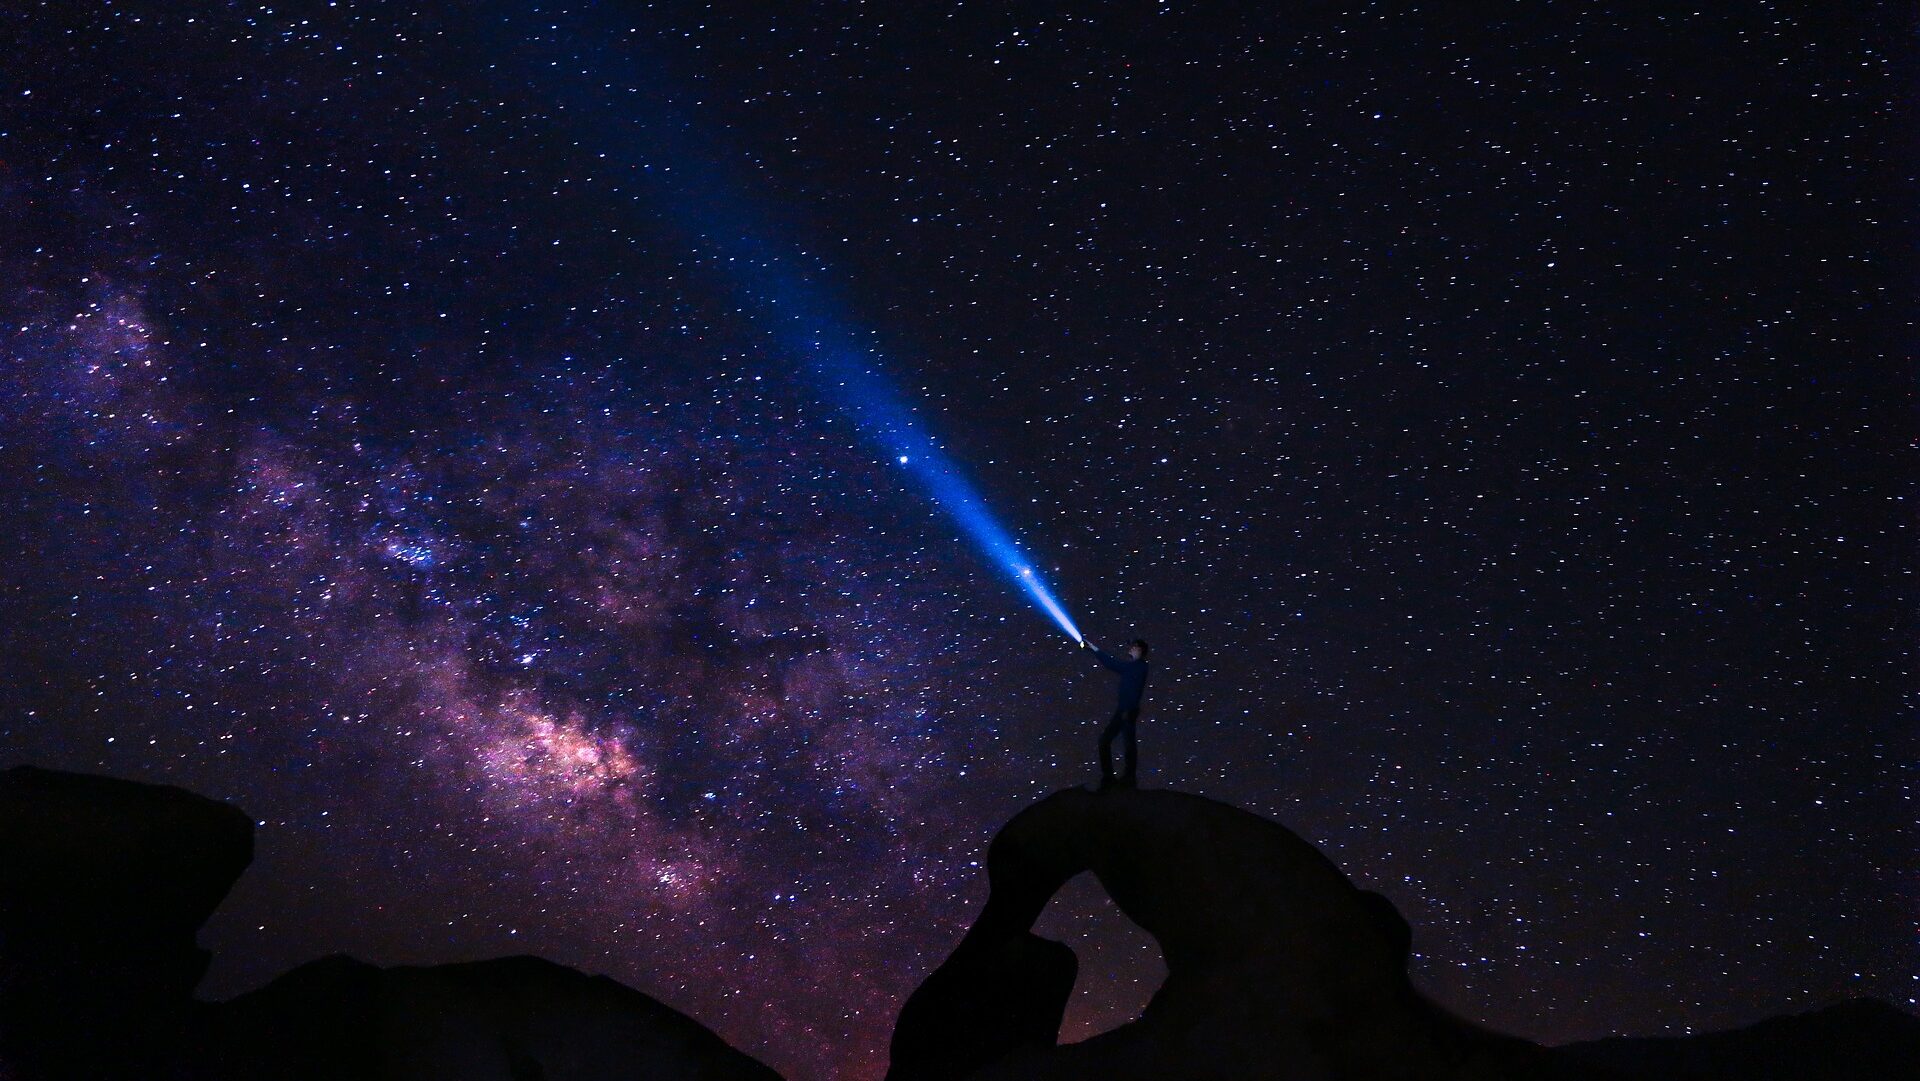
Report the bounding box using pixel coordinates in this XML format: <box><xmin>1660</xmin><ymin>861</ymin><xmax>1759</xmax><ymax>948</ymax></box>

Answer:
<box><xmin>500</xmin><ymin>13</ymin><xmax>1086</xmax><ymax>643</ymax></box>
<box><xmin>824</xmin><ymin>357</ymin><xmax>1084</xmax><ymax>644</ymax></box>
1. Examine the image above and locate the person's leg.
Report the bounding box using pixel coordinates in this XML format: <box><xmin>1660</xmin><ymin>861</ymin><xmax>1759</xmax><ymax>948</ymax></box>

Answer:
<box><xmin>1120</xmin><ymin>709</ymin><xmax>1139</xmax><ymax>785</ymax></box>
<box><xmin>1098</xmin><ymin>709</ymin><xmax>1123</xmax><ymax>784</ymax></box>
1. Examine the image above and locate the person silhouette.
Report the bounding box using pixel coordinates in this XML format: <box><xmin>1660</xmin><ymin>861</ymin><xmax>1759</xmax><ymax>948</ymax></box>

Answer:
<box><xmin>1080</xmin><ymin>637</ymin><xmax>1150</xmax><ymax>789</ymax></box>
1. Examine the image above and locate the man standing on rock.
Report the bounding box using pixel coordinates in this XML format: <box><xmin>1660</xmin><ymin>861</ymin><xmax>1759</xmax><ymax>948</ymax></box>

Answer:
<box><xmin>1080</xmin><ymin>637</ymin><xmax>1150</xmax><ymax>789</ymax></box>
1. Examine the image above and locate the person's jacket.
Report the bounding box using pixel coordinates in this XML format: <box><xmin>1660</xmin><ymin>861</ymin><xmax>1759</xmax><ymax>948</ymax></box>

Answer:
<box><xmin>1092</xmin><ymin>646</ymin><xmax>1149</xmax><ymax>710</ymax></box>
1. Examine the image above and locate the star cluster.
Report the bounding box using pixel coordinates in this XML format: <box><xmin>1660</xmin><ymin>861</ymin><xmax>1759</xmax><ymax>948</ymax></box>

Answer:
<box><xmin>1</xmin><ymin>5</ymin><xmax>1908</xmax><ymax>1081</ymax></box>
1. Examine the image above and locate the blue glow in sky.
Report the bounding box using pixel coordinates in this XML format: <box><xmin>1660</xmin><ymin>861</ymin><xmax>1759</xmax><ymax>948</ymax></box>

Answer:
<box><xmin>813</xmin><ymin>352</ymin><xmax>1085</xmax><ymax>644</ymax></box>
<box><xmin>522</xmin><ymin>20</ymin><xmax>1086</xmax><ymax>643</ymax></box>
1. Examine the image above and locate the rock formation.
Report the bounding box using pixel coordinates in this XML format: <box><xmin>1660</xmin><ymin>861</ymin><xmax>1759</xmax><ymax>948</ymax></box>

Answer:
<box><xmin>0</xmin><ymin>765</ymin><xmax>253</xmax><ymax>1078</ymax></box>
<box><xmin>0</xmin><ymin>765</ymin><xmax>779</xmax><ymax>1081</ymax></box>
<box><xmin>886</xmin><ymin>785</ymin><xmax>1920</xmax><ymax>1081</ymax></box>
<box><xmin>3</xmin><ymin>765</ymin><xmax>1914</xmax><ymax>1081</ymax></box>
<box><xmin>889</xmin><ymin>931</ymin><xmax>1078</xmax><ymax>1081</ymax></box>
<box><xmin>886</xmin><ymin>785</ymin><xmax>1543</xmax><ymax>1081</ymax></box>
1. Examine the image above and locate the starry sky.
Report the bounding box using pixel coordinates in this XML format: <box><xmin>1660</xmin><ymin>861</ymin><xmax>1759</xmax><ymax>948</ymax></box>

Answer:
<box><xmin>1</xmin><ymin>4</ymin><xmax>1911</xmax><ymax>1080</ymax></box>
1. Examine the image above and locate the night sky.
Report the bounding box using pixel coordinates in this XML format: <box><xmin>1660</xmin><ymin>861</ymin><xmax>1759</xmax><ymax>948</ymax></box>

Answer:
<box><xmin>2</xmin><ymin>5</ymin><xmax>1911</xmax><ymax>1080</ymax></box>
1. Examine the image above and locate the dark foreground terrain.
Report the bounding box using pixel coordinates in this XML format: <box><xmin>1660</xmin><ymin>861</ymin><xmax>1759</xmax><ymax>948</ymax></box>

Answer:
<box><xmin>1</xmin><ymin>765</ymin><xmax>1911</xmax><ymax>1080</ymax></box>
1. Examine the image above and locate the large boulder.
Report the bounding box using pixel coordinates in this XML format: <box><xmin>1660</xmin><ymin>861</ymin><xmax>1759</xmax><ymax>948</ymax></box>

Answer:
<box><xmin>0</xmin><ymin>765</ymin><xmax>254</xmax><ymax>1077</ymax></box>
<box><xmin>887</xmin><ymin>786</ymin><xmax>1542</xmax><ymax>1081</ymax></box>
<box><xmin>190</xmin><ymin>953</ymin><xmax>784</xmax><ymax>1081</ymax></box>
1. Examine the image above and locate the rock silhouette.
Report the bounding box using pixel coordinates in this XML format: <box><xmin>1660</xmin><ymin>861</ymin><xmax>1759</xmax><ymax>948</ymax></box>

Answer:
<box><xmin>889</xmin><ymin>931</ymin><xmax>1078</xmax><ymax>1081</ymax></box>
<box><xmin>886</xmin><ymin>786</ymin><xmax>1540</xmax><ymax>1081</ymax></box>
<box><xmin>2</xmin><ymin>765</ymin><xmax>1914</xmax><ymax>1081</ymax></box>
<box><xmin>0</xmin><ymin>765</ymin><xmax>253</xmax><ymax>1078</ymax></box>
<box><xmin>886</xmin><ymin>786</ymin><xmax>1920</xmax><ymax>1081</ymax></box>
<box><xmin>0</xmin><ymin>765</ymin><xmax>779</xmax><ymax>1081</ymax></box>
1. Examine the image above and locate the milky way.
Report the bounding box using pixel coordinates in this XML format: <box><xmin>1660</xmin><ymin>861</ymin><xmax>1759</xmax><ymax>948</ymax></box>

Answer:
<box><xmin>1</xmin><ymin>6</ymin><xmax>1910</xmax><ymax>1080</ymax></box>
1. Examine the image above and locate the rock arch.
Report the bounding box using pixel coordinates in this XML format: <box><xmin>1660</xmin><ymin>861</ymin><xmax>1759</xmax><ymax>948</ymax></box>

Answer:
<box><xmin>887</xmin><ymin>787</ymin><xmax>1539</xmax><ymax>1081</ymax></box>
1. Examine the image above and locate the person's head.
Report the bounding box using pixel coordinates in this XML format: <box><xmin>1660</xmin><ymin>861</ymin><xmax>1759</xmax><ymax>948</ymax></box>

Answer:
<box><xmin>1129</xmin><ymin>639</ymin><xmax>1149</xmax><ymax>661</ymax></box>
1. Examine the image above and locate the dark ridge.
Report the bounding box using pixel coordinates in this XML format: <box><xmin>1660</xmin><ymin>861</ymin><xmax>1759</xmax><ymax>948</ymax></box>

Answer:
<box><xmin>1556</xmin><ymin>999</ymin><xmax>1920</xmax><ymax>1081</ymax></box>
<box><xmin>0</xmin><ymin>765</ymin><xmax>781</xmax><ymax>1081</ymax></box>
